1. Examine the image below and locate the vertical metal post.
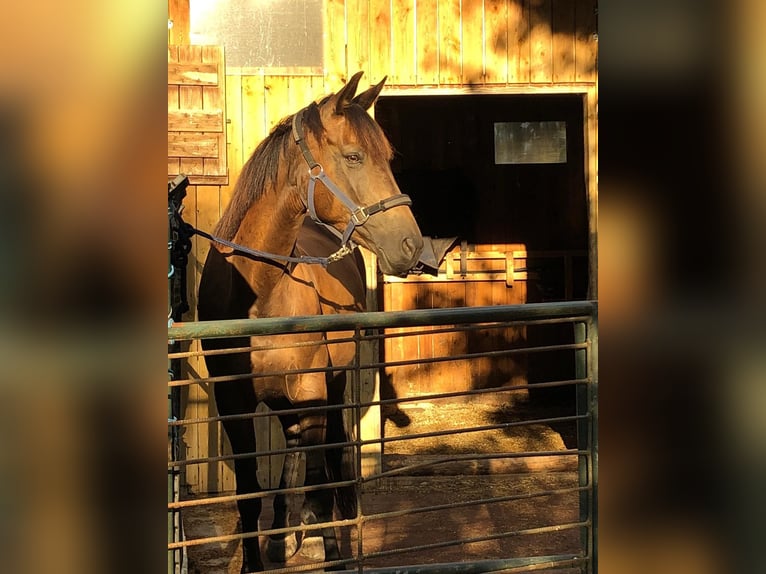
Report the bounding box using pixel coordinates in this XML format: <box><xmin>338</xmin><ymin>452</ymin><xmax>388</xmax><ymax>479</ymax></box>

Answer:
<box><xmin>574</xmin><ymin>317</ymin><xmax>597</xmax><ymax>573</ymax></box>
<box><xmin>588</xmin><ymin>312</ymin><xmax>599</xmax><ymax>572</ymax></box>
<box><xmin>168</xmin><ymin>175</ymin><xmax>190</xmax><ymax>574</ymax></box>
<box><xmin>352</xmin><ymin>327</ymin><xmax>364</xmax><ymax>573</ymax></box>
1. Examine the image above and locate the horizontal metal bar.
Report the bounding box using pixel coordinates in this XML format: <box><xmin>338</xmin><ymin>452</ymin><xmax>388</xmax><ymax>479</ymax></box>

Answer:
<box><xmin>360</xmin><ymin>485</ymin><xmax>589</xmax><ymax>525</ymax></box>
<box><xmin>374</xmin><ymin>450</ymin><xmax>589</xmax><ymax>480</ymax></box>
<box><xmin>168</xmin><ymin>314</ymin><xmax>593</xmax><ymax>360</ymax></box>
<box><xmin>352</xmin><ymin>521</ymin><xmax>589</xmax><ymax>563</ymax></box>
<box><xmin>167</xmin><ymin>377</ymin><xmax>590</xmax><ymax>427</ymax></box>
<box><xmin>168</xmin><ymin>301</ymin><xmax>596</xmax><ymax>340</ymax></box>
<box><xmin>332</xmin><ymin>555</ymin><xmax>586</xmax><ymax>574</ymax></box>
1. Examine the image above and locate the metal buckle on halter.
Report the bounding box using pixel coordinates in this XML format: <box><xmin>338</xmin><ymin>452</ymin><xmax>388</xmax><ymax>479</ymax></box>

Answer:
<box><xmin>308</xmin><ymin>164</ymin><xmax>323</xmax><ymax>179</ymax></box>
<box><xmin>350</xmin><ymin>206</ymin><xmax>370</xmax><ymax>226</ymax></box>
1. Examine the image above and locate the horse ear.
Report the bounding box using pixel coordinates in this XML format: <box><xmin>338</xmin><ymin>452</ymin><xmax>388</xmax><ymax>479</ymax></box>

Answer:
<box><xmin>352</xmin><ymin>76</ymin><xmax>387</xmax><ymax>111</ymax></box>
<box><xmin>334</xmin><ymin>71</ymin><xmax>365</xmax><ymax>114</ymax></box>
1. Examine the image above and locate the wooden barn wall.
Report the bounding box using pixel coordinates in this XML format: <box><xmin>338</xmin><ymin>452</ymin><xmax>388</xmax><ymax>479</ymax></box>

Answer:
<box><xmin>168</xmin><ymin>0</ymin><xmax>597</xmax><ymax>494</ymax></box>
<box><xmin>329</xmin><ymin>0</ymin><xmax>597</xmax><ymax>87</ymax></box>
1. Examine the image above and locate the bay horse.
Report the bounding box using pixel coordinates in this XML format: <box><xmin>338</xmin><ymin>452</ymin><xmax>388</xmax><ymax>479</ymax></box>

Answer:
<box><xmin>197</xmin><ymin>72</ymin><xmax>424</xmax><ymax>573</ymax></box>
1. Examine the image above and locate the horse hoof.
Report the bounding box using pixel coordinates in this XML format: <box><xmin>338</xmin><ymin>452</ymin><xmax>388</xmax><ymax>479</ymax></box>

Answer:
<box><xmin>298</xmin><ymin>534</ymin><xmax>325</xmax><ymax>561</ymax></box>
<box><xmin>240</xmin><ymin>560</ymin><xmax>264</xmax><ymax>573</ymax></box>
<box><xmin>266</xmin><ymin>533</ymin><xmax>299</xmax><ymax>562</ymax></box>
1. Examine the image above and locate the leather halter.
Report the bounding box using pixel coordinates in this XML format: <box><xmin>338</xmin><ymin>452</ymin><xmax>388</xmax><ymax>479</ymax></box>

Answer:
<box><xmin>291</xmin><ymin>107</ymin><xmax>413</xmax><ymax>249</ymax></box>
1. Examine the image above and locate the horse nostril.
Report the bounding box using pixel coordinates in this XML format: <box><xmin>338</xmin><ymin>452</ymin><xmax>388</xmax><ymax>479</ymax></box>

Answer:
<box><xmin>402</xmin><ymin>236</ymin><xmax>420</xmax><ymax>260</ymax></box>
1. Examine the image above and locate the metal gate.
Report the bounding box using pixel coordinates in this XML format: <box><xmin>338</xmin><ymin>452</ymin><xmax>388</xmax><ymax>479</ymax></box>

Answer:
<box><xmin>167</xmin><ymin>301</ymin><xmax>597</xmax><ymax>573</ymax></box>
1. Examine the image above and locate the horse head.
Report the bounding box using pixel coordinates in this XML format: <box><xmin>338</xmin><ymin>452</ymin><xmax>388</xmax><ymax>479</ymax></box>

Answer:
<box><xmin>294</xmin><ymin>72</ymin><xmax>424</xmax><ymax>276</ymax></box>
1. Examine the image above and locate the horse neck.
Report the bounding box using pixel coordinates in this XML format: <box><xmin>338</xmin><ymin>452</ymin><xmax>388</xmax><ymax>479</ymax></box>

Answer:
<box><xmin>229</xmin><ymin>178</ymin><xmax>306</xmax><ymax>299</ymax></box>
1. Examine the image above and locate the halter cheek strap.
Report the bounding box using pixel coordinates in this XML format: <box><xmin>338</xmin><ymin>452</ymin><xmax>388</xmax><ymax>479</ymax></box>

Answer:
<box><xmin>291</xmin><ymin>108</ymin><xmax>412</xmax><ymax>248</ymax></box>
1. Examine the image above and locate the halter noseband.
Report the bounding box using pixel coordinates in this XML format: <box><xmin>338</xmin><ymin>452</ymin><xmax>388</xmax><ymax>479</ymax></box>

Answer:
<box><xmin>291</xmin><ymin>107</ymin><xmax>413</xmax><ymax>249</ymax></box>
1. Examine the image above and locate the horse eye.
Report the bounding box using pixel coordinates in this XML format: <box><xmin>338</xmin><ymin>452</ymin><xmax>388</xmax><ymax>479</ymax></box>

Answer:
<box><xmin>344</xmin><ymin>153</ymin><xmax>362</xmax><ymax>165</ymax></box>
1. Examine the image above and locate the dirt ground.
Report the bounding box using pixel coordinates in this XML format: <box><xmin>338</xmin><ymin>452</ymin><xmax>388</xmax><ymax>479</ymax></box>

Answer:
<box><xmin>181</xmin><ymin>399</ymin><xmax>585</xmax><ymax>573</ymax></box>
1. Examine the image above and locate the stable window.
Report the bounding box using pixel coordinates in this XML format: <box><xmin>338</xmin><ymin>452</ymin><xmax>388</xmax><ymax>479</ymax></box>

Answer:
<box><xmin>494</xmin><ymin>121</ymin><xmax>567</xmax><ymax>164</ymax></box>
<box><xmin>190</xmin><ymin>0</ymin><xmax>323</xmax><ymax>69</ymax></box>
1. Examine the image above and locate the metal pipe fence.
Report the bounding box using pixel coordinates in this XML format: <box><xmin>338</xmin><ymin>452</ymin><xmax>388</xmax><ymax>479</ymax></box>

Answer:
<box><xmin>168</xmin><ymin>301</ymin><xmax>597</xmax><ymax>573</ymax></box>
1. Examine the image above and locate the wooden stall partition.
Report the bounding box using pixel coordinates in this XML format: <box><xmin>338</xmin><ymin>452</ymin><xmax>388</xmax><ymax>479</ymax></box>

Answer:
<box><xmin>383</xmin><ymin>244</ymin><xmax>530</xmax><ymax>402</ymax></box>
<box><xmin>167</xmin><ymin>45</ymin><xmax>228</xmax><ymax>185</ymax></box>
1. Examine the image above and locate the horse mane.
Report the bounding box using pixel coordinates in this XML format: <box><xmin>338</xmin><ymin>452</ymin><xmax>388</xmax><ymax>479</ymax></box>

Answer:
<box><xmin>214</xmin><ymin>97</ymin><xmax>394</xmax><ymax>241</ymax></box>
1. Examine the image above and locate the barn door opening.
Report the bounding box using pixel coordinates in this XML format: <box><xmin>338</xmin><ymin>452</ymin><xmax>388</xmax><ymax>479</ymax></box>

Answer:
<box><xmin>374</xmin><ymin>93</ymin><xmax>589</xmax><ymax>416</ymax></box>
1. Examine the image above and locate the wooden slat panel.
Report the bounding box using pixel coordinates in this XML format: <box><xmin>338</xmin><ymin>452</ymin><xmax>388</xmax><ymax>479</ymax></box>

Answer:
<box><xmin>347</xmin><ymin>0</ymin><xmax>371</xmax><ymax>79</ymax></box>
<box><xmin>391</xmin><ymin>0</ymin><xmax>416</xmax><ymax>84</ymax></box>
<box><xmin>168</xmin><ymin>110</ymin><xmax>224</xmax><ymax>132</ymax></box>
<box><xmin>429</xmin><ymin>281</ymin><xmax>467</xmax><ymax>394</ymax></box>
<box><xmin>415</xmin><ymin>0</ymin><xmax>439</xmax><ymax>84</ymax></box>
<box><xmin>168</xmin><ymin>63</ymin><xmax>219</xmax><ymax>86</ymax></box>
<box><xmin>325</xmin><ymin>0</ymin><xmax>348</xmax><ymax>84</ymax></box>
<box><xmin>575</xmin><ymin>0</ymin><xmax>597</xmax><ymax>82</ymax></box>
<box><xmin>529</xmin><ymin>0</ymin><xmax>552</xmax><ymax>83</ymax></box>
<box><xmin>552</xmin><ymin>0</ymin><xmax>576</xmax><ymax>83</ymax></box>
<box><xmin>485</xmin><ymin>0</ymin><xmax>509</xmax><ymax>84</ymax></box>
<box><xmin>509</xmin><ymin>0</ymin><xmax>530</xmax><ymax>82</ymax></box>
<box><xmin>370</xmin><ymin>0</ymin><xmax>392</xmax><ymax>81</ymax></box>
<box><xmin>168</xmin><ymin>46</ymin><xmax>227</xmax><ymax>181</ymax></box>
<box><xmin>462</xmin><ymin>0</ymin><xmax>485</xmax><ymax>84</ymax></box>
<box><xmin>168</xmin><ymin>132</ymin><xmax>219</xmax><ymax>158</ymax></box>
<box><xmin>438</xmin><ymin>0</ymin><xmax>461</xmax><ymax>84</ymax></box>
<box><xmin>263</xmin><ymin>75</ymin><xmax>323</xmax><ymax>135</ymax></box>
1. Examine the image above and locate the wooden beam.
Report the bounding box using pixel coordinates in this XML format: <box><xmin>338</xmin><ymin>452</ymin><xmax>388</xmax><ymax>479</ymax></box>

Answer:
<box><xmin>168</xmin><ymin>63</ymin><xmax>219</xmax><ymax>86</ymax></box>
<box><xmin>168</xmin><ymin>132</ymin><xmax>219</xmax><ymax>158</ymax></box>
<box><xmin>168</xmin><ymin>110</ymin><xmax>224</xmax><ymax>132</ymax></box>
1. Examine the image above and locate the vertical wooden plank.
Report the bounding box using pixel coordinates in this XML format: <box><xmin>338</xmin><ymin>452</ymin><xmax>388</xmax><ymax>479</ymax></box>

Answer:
<box><xmin>529</xmin><ymin>0</ymin><xmax>552</xmax><ymax>83</ymax></box>
<box><xmin>195</xmin><ymin>176</ymin><xmax>222</xmax><ymax>492</ymax></box>
<box><xmin>551</xmin><ymin>0</ymin><xmax>576</xmax><ymax>83</ymax></box>
<box><xmin>398</xmin><ymin>283</ymin><xmax>422</xmax><ymax>395</ymax></box>
<box><xmin>264</xmin><ymin>76</ymin><xmax>294</xmax><ymax>133</ymax></box>
<box><xmin>574</xmin><ymin>0</ymin><xmax>597</xmax><ymax>82</ymax></box>
<box><xmin>201</xmin><ymin>46</ymin><xmax>226</xmax><ymax>180</ymax></box>
<box><xmin>178</xmin><ymin>46</ymin><xmax>205</xmax><ymax>176</ymax></box>
<box><xmin>585</xmin><ymin>86</ymin><xmax>598</xmax><ymax>299</ymax></box>
<box><xmin>241</xmin><ymin>74</ymin><xmax>267</xmax><ymax>160</ymax></box>
<box><xmin>168</xmin><ymin>0</ymin><xmax>190</xmax><ymax>45</ymax></box>
<box><xmin>347</xmin><ymin>0</ymin><xmax>371</xmax><ymax>79</ymax></box>
<box><xmin>182</xmin><ymin>182</ymin><xmax>200</xmax><ymax>492</ymax></box>
<box><xmin>415</xmin><ymin>0</ymin><xmax>439</xmax><ymax>85</ymax></box>
<box><xmin>484</xmin><ymin>0</ymin><xmax>508</xmax><ymax>84</ymax></box>
<box><xmin>509</xmin><ymin>0</ymin><xmax>530</xmax><ymax>83</ymax></box>
<box><xmin>168</xmin><ymin>46</ymin><xmax>181</xmax><ymax>176</ymax></box>
<box><xmin>221</xmin><ymin>74</ymin><xmax>243</xmax><ymax>212</ymax></box>
<box><xmin>462</xmin><ymin>0</ymin><xmax>485</xmax><ymax>84</ymax></box>
<box><xmin>325</xmin><ymin>0</ymin><xmax>348</xmax><ymax>85</ymax></box>
<box><xmin>391</xmin><ymin>0</ymin><xmax>417</xmax><ymax>85</ymax></box>
<box><xmin>413</xmin><ymin>283</ymin><xmax>434</xmax><ymax>393</ymax></box>
<box><xmin>370</xmin><ymin>0</ymin><xmax>392</xmax><ymax>82</ymax></box>
<box><xmin>438</xmin><ymin>0</ymin><xmax>462</xmax><ymax>85</ymax></box>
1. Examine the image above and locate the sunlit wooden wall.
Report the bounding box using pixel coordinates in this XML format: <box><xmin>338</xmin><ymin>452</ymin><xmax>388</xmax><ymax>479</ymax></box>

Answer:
<box><xmin>168</xmin><ymin>0</ymin><xmax>597</xmax><ymax>494</ymax></box>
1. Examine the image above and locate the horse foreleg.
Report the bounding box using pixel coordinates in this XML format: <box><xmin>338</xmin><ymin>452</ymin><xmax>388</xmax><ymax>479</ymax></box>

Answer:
<box><xmin>220</xmin><ymin>417</ymin><xmax>264</xmax><ymax>573</ymax></box>
<box><xmin>291</xmin><ymin>380</ymin><xmax>343</xmax><ymax>566</ymax></box>
<box><xmin>266</xmin><ymin>419</ymin><xmax>302</xmax><ymax>563</ymax></box>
